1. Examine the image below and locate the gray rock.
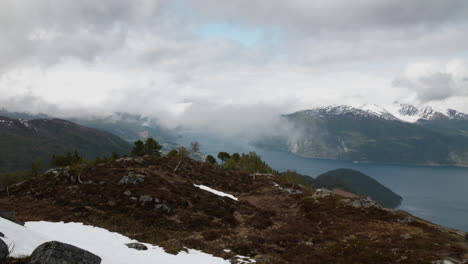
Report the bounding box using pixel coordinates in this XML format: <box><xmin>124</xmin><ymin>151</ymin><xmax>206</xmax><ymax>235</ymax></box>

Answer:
<box><xmin>0</xmin><ymin>239</ymin><xmax>8</xmax><ymax>263</ymax></box>
<box><xmin>118</xmin><ymin>172</ymin><xmax>145</xmax><ymax>185</ymax></box>
<box><xmin>154</xmin><ymin>203</ymin><xmax>171</xmax><ymax>212</ymax></box>
<box><xmin>398</xmin><ymin>217</ymin><xmax>414</xmax><ymax>224</ymax></box>
<box><xmin>400</xmin><ymin>234</ymin><xmax>412</xmax><ymax>240</ymax></box>
<box><xmin>129</xmin><ymin>197</ymin><xmax>138</xmax><ymax>202</ymax></box>
<box><xmin>283</xmin><ymin>188</ymin><xmax>302</xmax><ymax>195</ymax></box>
<box><xmin>123</xmin><ymin>190</ymin><xmax>132</xmax><ymax>196</ymax></box>
<box><xmin>134</xmin><ymin>158</ymin><xmax>148</xmax><ymax>166</ymax></box>
<box><xmin>125</xmin><ymin>243</ymin><xmax>148</xmax><ymax>251</ymax></box>
<box><xmin>341</xmin><ymin>197</ymin><xmax>383</xmax><ymax>209</ymax></box>
<box><xmin>139</xmin><ymin>195</ymin><xmax>153</xmax><ymax>205</ymax></box>
<box><xmin>312</xmin><ymin>188</ymin><xmax>334</xmax><ymax>199</ymax></box>
<box><xmin>30</xmin><ymin>241</ymin><xmax>101</xmax><ymax>264</ymax></box>
<box><xmin>0</xmin><ymin>211</ymin><xmax>16</xmax><ymax>222</ymax></box>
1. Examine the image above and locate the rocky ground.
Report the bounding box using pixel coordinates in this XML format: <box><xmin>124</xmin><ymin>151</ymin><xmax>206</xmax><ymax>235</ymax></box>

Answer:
<box><xmin>0</xmin><ymin>156</ymin><xmax>467</xmax><ymax>263</ymax></box>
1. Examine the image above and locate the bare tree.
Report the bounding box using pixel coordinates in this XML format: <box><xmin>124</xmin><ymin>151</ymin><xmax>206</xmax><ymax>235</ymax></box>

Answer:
<box><xmin>190</xmin><ymin>141</ymin><xmax>200</xmax><ymax>154</ymax></box>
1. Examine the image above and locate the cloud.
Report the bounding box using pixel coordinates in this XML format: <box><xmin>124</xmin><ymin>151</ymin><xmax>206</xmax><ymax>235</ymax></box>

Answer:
<box><xmin>1</xmin><ymin>0</ymin><xmax>468</xmax><ymax>133</ymax></box>
<box><xmin>393</xmin><ymin>60</ymin><xmax>468</xmax><ymax>103</ymax></box>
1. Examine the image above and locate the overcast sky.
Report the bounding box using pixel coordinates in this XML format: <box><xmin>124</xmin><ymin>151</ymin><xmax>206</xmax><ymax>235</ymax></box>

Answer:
<box><xmin>1</xmin><ymin>0</ymin><xmax>468</xmax><ymax>122</ymax></box>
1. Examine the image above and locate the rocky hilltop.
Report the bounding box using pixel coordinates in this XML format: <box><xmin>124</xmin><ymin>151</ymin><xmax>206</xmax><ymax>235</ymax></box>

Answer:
<box><xmin>1</xmin><ymin>156</ymin><xmax>467</xmax><ymax>263</ymax></box>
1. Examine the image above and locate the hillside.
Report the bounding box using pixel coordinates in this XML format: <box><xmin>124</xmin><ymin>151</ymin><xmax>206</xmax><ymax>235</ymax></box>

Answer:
<box><xmin>314</xmin><ymin>169</ymin><xmax>402</xmax><ymax>208</ymax></box>
<box><xmin>1</xmin><ymin>156</ymin><xmax>467</xmax><ymax>263</ymax></box>
<box><xmin>256</xmin><ymin>104</ymin><xmax>468</xmax><ymax>166</ymax></box>
<box><xmin>0</xmin><ymin>116</ymin><xmax>131</xmax><ymax>172</ymax></box>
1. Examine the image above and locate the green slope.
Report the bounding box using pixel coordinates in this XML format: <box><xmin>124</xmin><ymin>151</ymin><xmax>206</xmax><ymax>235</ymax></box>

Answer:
<box><xmin>314</xmin><ymin>169</ymin><xmax>402</xmax><ymax>208</ymax></box>
<box><xmin>0</xmin><ymin>117</ymin><xmax>131</xmax><ymax>172</ymax></box>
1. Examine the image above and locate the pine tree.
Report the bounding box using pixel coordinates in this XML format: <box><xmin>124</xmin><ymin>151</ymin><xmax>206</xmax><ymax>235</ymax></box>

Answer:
<box><xmin>132</xmin><ymin>140</ymin><xmax>145</xmax><ymax>157</ymax></box>
<box><xmin>205</xmin><ymin>155</ymin><xmax>217</xmax><ymax>164</ymax></box>
<box><xmin>144</xmin><ymin>138</ymin><xmax>163</xmax><ymax>156</ymax></box>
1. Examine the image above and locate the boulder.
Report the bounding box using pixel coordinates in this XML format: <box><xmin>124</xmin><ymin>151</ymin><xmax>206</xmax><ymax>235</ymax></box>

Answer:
<box><xmin>30</xmin><ymin>241</ymin><xmax>101</xmax><ymax>264</ymax></box>
<box><xmin>0</xmin><ymin>239</ymin><xmax>8</xmax><ymax>263</ymax></box>
<box><xmin>139</xmin><ymin>195</ymin><xmax>153</xmax><ymax>205</ymax></box>
<box><xmin>125</xmin><ymin>243</ymin><xmax>148</xmax><ymax>251</ymax></box>
<box><xmin>312</xmin><ymin>188</ymin><xmax>334</xmax><ymax>199</ymax></box>
<box><xmin>134</xmin><ymin>158</ymin><xmax>148</xmax><ymax>166</ymax></box>
<box><xmin>340</xmin><ymin>197</ymin><xmax>383</xmax><ymax>209</ymax></box>
<box><xmin>118</xmin><ymin>172</ymin><xmax>145</xmax><ymax>185</ymax></box>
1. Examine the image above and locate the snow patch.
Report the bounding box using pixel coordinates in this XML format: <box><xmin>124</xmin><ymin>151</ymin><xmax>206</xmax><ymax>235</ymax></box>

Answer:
<box><xmin>193</xmin><ymin>184</ymin><xmax>238</xmax><ymax>201</ymax></box>
<box><xmin>0</xmin><ymin>218</ymin><xmax>229</xmax><ymax>264</ymax></box>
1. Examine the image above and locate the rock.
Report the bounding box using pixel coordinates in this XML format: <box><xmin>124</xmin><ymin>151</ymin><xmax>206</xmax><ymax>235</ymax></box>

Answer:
<box><xmin>341</xmin><ymin>197</ymin><xmax>383</xmax><ymax>209</ymax></box>
<box><xmin>125</xmin><ymin>243</ymin><xmax>148</xmax><ymax>251</ymax></box>
<box><xmin>398</xmin><ymin>217</ymin><xmax>414</xmax><ymax>224</ymax></box>
<box><xmin>123</xmin><ymin>190</ymin><xmax>132</xmax><ymax>196</ymax></box>
<box><xmin>0</xmin><ymin>211</ymin><xmax>16</xmax><ymax>222</ymax></box>
<box><xmin>30</xmin><ymin>241</ymin><xmax>101</xmax><ymax>264</ymax></box>
<box><xmin>118</xmin><ymin>172</ymin><xmax>145</xmax><ymax>185</ymax></box>
<box><xmin>400</xmin><ymin>234</ymin><xmax>412</xmax><ymax>240</ymax></box>
<box><xmin>432</xmin><ymin>260</ymin><xmax>457</xmax><ymax>264</ymax></box>
<box><xmin>0</xmin><ymin>232</ymin><xmax>4</xmax><ymax>237</ymax></box>
<box><xmin>283</xmin><ymin>188</ymin><xmax>302</xmax><ymax>195</ymax></box>
<box><xmin>154</xmin><ymin>203</ymin><xmax>171</xmax><ymax>212</ymax></box>
<box><xmin>129</xmin><ymin>197</ymin><xmax>138</xmax><ymax>202</ymax></box>
<box><xmin>139</xmin><ymin>195</ymin><xmax>153</xmax><ymax>205</ymax></box>
<box><xmin>312</xmin><ymin>188</ymin><xmax>334</xmax><ymax>199</ymax></box>
<box><xmin>134</xmin><ymin>158</ymin><xmax>148</xmax><ymax>166</ymax></box>
<box><xmin>0</xmin><ymin>238</ymin><xmax>8</xmax><ymax>263</ymax></box>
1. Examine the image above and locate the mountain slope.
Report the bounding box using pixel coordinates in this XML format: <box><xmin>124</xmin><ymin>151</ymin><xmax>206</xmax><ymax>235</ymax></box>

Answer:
<box><xmin>1</xmin><ymin>156</ymin><xmax>466</xmax><ymax>263</ymax></box>
<box><xmin>256</xmin><ymin>104</ymin><xmax>468</xmax><ymax>166</ymax></box>
<box><xmin>313</xmin><ymin>169</ymin><xmax>402</xmax><ymax>208</ymax></box>
<box><xmin>0</xmin><ymin>116</ymin><xmax>131</xmax><ymax>172</ymax></box>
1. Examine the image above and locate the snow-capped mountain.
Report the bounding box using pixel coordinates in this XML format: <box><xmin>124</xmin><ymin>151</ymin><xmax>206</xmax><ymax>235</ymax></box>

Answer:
<box><xmin>295</xmin><ymin>104</ymin><xmax>468</xmax><ymax>123</ymax></box>
<box><xmin>295</xmin><ymin>104</ymin><xmax>400</xmax><ymax>121</ymax></box>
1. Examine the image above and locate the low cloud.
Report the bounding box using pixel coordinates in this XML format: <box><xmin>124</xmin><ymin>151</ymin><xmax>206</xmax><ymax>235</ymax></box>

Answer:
<box><xmin>393</xmin><ymin>60</ymin><xmax>468</xmax><ymax>103</ymax></box>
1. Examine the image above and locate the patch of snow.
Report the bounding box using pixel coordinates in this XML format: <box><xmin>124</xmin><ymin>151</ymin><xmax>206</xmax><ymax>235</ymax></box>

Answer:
<box><xmin>1</xmin><ymin>218</ymin><xmax>229</xmax><ymax>264</ymax></box>
<box><xmin>193</xmin><ymin>184</ymin><xmax>238</xmax><ymax>201</ymax></box>
<box><xmin>235</xmin><ymin>255</ymin><xmax>256</xmax><ymax>263</ymax></box>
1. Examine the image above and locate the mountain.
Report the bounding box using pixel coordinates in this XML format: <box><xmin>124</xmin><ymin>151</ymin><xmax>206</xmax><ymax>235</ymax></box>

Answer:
<box><xmin>0</xmin><ymin>108</ymin><xmax>177</xmax><ymax>144</ymax></box>
<box><xmin>0</xmin><ymin>116</ymin><xmax>131</xmax><ymax>172</ymax></box>
<box><xmin>1</xmin><ymin>156</ymin><xmax>466</xmax><ymax>263</ymax></box>
<box><xmin>313</xmin><ymin>169</ymin><xmax>402</xmax><ymax>208</ymax></box>
<box><xmin>255</xmin><ymin>104</ymin><xmax>468</xmax><ymax>166</ymax></box>
<box><xmin>69</xmin><ymin>113</ymin><xmax>177</xmax><ymax>143</ymax></box>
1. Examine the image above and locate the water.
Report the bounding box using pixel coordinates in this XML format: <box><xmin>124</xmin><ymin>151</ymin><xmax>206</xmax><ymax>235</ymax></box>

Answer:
<box><xmin>177</xmin><ymin>132</ymin><xmax>468</xmax><ymax>232</ymax></box>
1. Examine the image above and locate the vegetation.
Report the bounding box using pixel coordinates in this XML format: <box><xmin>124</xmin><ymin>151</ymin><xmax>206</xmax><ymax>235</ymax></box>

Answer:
<box><xmin>257</xmin><ymin>112</ymin><xmax>468</xmax><ymax>166</ymax></box>
<box><xmin>220</xmin><ymin>152</ymin><xmax>273</xmax><ymax>174</ymax></box>
<box><xmin>131</xmin><ymin>138</ymin><xmax>162</xmax><ymax>157</ymax></box>
<box><xmin>0</xmin><ymin>117</ymin><xmax>131</xmax><ymax>172</ymax></box>
<box><xmin>190</xmin><ymin>141</ymin><xmax>200</xmax><ymax>154</ymax></box>
<box><xmin>314</xmin><ymin>169</ymin><xmax>402</xmax><ymax>208</ymax></box>
<box><xmin>205</xmin><ymin>155</ymin><xmax>217</xmax><ymax>164</ymax></box>
<box><xmin>217</xmin><ymin>152</ymin><xmax>231</xmax><ymax>164</ymax></box>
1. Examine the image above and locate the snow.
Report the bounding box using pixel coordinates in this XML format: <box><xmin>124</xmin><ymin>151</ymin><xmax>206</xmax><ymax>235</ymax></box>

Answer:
<box><xmin>1</xmin><ymin>218</ymin><xmax>229</xmax><ymax>264</ymax></box>
<box><xmin>193</xmin><ymin>184</ymin><xmax>239</xmax><ymax>201</ymax></box>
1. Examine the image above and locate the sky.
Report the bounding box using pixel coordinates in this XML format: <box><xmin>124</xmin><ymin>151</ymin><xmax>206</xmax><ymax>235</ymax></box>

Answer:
<box><xmin>1</xmin><ymin>0</ymin><xmax>468</xmax><ymax>125</ymax></box>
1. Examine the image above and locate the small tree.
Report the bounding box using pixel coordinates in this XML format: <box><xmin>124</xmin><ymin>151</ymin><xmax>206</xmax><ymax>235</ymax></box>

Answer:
<box><xmin>132</xmin><ymin>140</ymin><xmax>145</xmax><ymax>157</ymax></box>
<box><xmin>205</xmin><ymin>155</ymin><xmax>217</xmax><ymax>164</ymax></box>
<box><xmin>231</xmin><ymin>153</ymin><xmax>241</xmax><ymax>162</ymax></box>
<box><xmin>30</xmin><ymin>159</ymin><xmax>42</xmax><ymax>178</ymax></box>
<box><xmin>217</xmin><ymin>152</ymin><xmax>231</xmax><ymax>164</ymax></box>
<box><xmin>111</xmin><ymin>152</ymin><xmax>120</xmax><ymax>161</ymax></box>
<box><xmin>144</xmin><ymin>138</ymin><xmax>163</xmax><ymax>156</ymax></box>
<box><xmin>0</xmin><ymin>172</ymin><xmax>19</xmax><ymax>196</ymax></box>
<box><xmin>178</xmin><ymin>146</ymin><xmax>189</xmax><ymax>158</ymax></box>
<box><xmin>190</xmin><ymin>141</ymin><xmax>200</xmax><ymax>154</ymax></box>
<box><xmin>167</xmin><ymin>150</ymin><xmax>178</xmax><ymax>158</ymax></box>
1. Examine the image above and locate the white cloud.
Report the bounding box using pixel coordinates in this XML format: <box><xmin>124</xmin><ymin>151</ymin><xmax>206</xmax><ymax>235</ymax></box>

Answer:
<box><xmin>1</xmin><ymin>0</ymin><xmax>468</xmax><ymax>128</ymax></box>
